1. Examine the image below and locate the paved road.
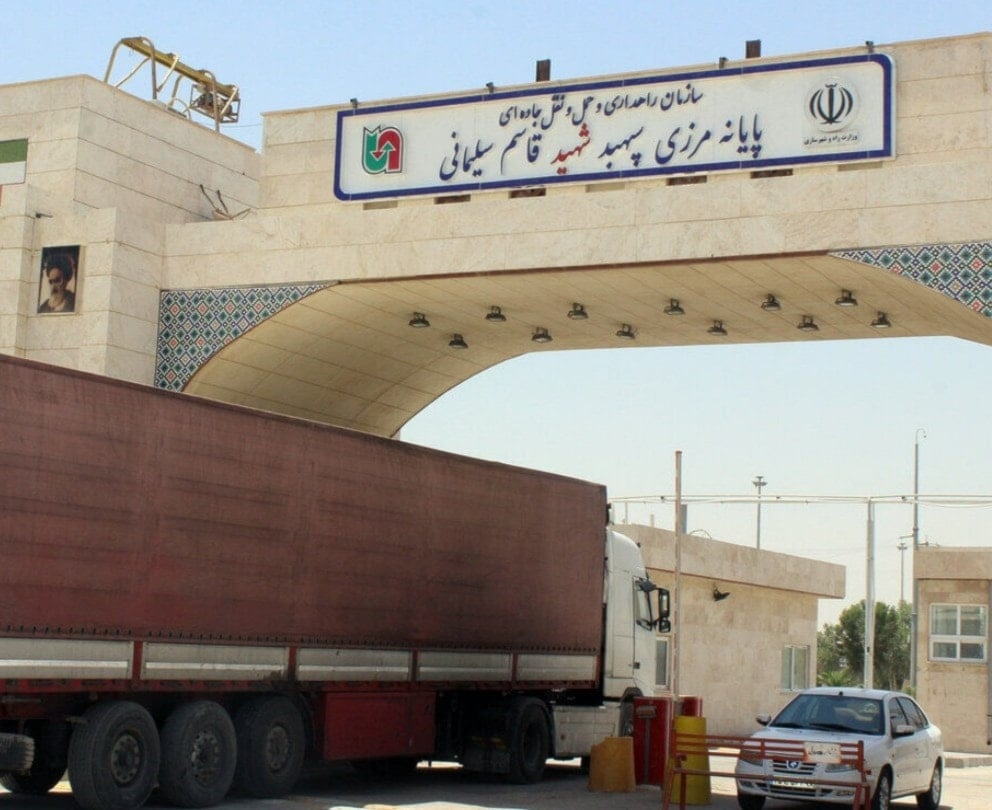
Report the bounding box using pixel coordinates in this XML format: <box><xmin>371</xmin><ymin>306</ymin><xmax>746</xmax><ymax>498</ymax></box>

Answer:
<box><xmin>3</xmin><ymin>758</ymin><xmax>990</xmax><ymax>809</ymax></box>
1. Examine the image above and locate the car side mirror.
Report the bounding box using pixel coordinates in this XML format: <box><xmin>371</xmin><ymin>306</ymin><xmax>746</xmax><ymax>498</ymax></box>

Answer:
<box><xmin>756</xmin><ymin>713</ymin><xmax>771</xmax><ymax>727</ymax></box>
<box><xmin>892</xmin><ymin>723</ymin><xmax>915</xmax><ymax>737</ymax></box>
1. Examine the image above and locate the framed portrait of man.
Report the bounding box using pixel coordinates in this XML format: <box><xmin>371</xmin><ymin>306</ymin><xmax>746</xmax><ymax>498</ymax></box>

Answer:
<box><xmin>38</xmin><ymin>245</ymin><xmax>80</xmax><ymax>314</ymax></box>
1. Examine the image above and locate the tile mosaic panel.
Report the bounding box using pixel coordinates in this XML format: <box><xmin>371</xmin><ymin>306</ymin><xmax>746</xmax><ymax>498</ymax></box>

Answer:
<box><xmin>834</xmin><ymin>242</ymin><xmax>992</xmax><ymax>318</ymax></box>
<box><xmin>155</xmin><ymin>284</ymin><xmax>325</xmax><ymax>391</ymax></box>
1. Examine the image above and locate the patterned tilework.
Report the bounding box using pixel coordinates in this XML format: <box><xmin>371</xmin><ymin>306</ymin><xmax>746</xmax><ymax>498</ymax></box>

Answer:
<box><xmin>834</xmin><ymin>242</ymin><xmax>992</xmax><ymax>318</ymax></box>
<box><xmin>155</xmin><ymin>284</ymin><xmax>326</xmax><ymax>391</ymax></box>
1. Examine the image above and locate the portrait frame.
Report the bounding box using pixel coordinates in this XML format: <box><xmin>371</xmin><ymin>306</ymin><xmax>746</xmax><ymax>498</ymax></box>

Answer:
<box><xmin>37</xmin><ymin>245</ymin><xmax>80</xmax><ymax>315</ymax></box>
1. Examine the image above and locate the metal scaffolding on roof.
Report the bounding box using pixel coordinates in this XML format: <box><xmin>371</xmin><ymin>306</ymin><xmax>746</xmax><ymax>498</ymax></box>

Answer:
<box><xmin>104</xmin><ymin>36</ymin><xmax>240</xmax><ymax>131</ymax></box>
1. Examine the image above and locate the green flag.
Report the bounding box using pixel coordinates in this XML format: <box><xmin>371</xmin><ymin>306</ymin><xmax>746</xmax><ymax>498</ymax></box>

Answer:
<box><xmin>0</xmin><ymin>139</ymin><xmax>28</xmax><ymax>184</ymax></box>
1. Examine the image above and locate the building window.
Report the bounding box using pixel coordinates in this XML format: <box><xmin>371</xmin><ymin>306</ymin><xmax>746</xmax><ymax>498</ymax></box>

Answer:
<box><xmin>655</xmin><ymin>637</ymin><xmax>670</xmax><ymax>689</ymax></box>
<box><xmin>781</xmin><ymin>645</ymin><xmax>809</xmax><ymax>690</ymax></box>
<box><xmin>930</xmin><ymin>604</ymin><xmax>988</xmax><ymax>662</ymax></box>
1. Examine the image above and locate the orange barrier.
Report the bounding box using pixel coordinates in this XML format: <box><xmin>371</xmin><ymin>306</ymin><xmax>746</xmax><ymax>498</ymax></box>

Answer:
<box><xmin>661</xmin><ymin>731</ymin><xmax>871</xmax><ymax>810</ymax></box>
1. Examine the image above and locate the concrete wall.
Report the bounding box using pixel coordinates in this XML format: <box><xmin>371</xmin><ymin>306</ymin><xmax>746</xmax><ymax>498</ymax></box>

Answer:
<box><xmin>618</xmin><ymin>523</ymin><xmax>845</xmax><ymax>736</ymax></box>
<box><xmin>916</xmin><ymin>547</ymin><xmax>992</xmax><ymax>753</ymax></box>
<box><xmin>0</xmin><ymin>76</ymin><xmax>258</xmax><ymax>381</ymax></box>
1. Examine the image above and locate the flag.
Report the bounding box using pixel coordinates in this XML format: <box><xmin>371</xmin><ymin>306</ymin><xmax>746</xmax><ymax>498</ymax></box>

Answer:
<box><xmin>0</xmin><ymin>139</ymin><xmax>28</xmax><ymax>184</ymax></box>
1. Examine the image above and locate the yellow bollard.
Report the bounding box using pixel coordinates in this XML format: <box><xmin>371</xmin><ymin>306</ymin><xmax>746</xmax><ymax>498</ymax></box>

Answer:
<box><xmin>669</xmin><ymin>715</ymin><xmax>712</xmax><ymax>805</ymax></box>
<box><xmin>587</xmin><ymin>736</ymin><xmax>636</xmax><ymax>792</ymax></box>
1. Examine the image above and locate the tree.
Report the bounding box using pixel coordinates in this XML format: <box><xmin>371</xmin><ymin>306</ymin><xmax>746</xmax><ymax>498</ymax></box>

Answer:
<box><xmin>816</xmin><ymin>600</ymin><xmax>911</xmax><ymax>689</ymax></box>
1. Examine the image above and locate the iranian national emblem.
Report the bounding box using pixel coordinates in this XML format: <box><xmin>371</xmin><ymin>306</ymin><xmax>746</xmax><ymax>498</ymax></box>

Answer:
<box><xmin>362</xmin><ymin>126</ymin><xmax>403</xmax><ymax>174</ymax></box>
<box><xmin>806</xmin><ymin>79</ymin><xmax>858</xmax><ymax>131</ymax></box>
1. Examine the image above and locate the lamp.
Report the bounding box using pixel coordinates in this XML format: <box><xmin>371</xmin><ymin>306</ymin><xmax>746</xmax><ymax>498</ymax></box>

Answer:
<box><xmin>664</xmin><ymin>299</ymin><xmax>685</xmax><ymax>315</ymax></box>
<box><xmin>871</xmin><ymin>311</ymin><xmax>891</xmax><ymax>328</ymax></box>
<box><xmin>408</xmin><ymin>312</ymin><xmax>430</xmax><ymax>328</ymax></box>
<box><xmin>760</xmin><ymin>294</ymin><xmax>781</xmax><ymax>311</ymax></box>
<box><xmin>486</xmin><ymin>82</ymin><xmax>495</xmax><ymax>94</ymax></box>
<box><xmin>797</xmin><ymin>315</ymin><xmax>819</xmax><ymax>332</ymax></box>
<box><xmin>713</xmin><ymin>586</ymin><xmax>731</xmax><ymax>602</ymax></box>
<box><xmin>448</xmin><ymin>334</ymin><xmax>468</xmax><ymax>349</ymax></box>
<box><xmin>350</xmin><ymin>98</ymin><xmax>359</xmax><ymax>109</ymax></box>
<box><xmin>532</xmin><ymin>327</ymin><xmax>553</xmax><ymax>343</ymax></box>
<box><xmin>616</xmin><ymin>324</ymin><xmax>636</xmax><ymax>340</ymax></box>
<box><xmin>835</xmin><ymin>289</ymin><xmax>858</xmax><ymax>307</ymax></box>
<box><xmin>707</xmin><ymin>320</ymin><xmax>727</xmax><ymax>336</ymax></box>
<box><xmin>567</xmin><ymin>303</ymin><xmax>588</xmax><ymax>320</ymax></box>
<box><xmin>485</xmin><ymin>306</ymin><xmax>506</xmax><ymax>322</ymax></box>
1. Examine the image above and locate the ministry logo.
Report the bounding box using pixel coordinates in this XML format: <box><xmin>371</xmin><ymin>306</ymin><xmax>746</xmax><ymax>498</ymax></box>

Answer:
<box><xmin>806</xmin><ymin>79</ymin><xmax>858</xmax><ymax>132</ymax></box>
<box><xmin>362</xmin><ymin>126</ymin><xmax>403</xmax><ymax>174</ymax></box>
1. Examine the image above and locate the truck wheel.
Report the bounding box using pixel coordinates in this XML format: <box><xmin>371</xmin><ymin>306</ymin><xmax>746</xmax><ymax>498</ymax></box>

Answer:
<box><xmin>505</xmin><ymin>698</ymin><xmax>549</xmax><ymax>784</ymax></box>
<box><xmin>0</xmin><ymin>766</ymin><xmax>64</xmax><ymax>795</ymax></box>
<box><xmin>159</xmin><ymin>701</ymin><xmax>237</xmax><ymax>808</ymax></box>
<box><xmin>67</xmin><ymin>701</ymin><xmax>160</xmax><ymax>810</ymax></box>
<box><xmin>0</xmin><ymin>732</ymin><xmax>35</xmax><ymax>773</ymax></box>
<box><xmin>0</xmin><ymin>720</ymin><xmax>70</xmax><ymax>795</ymax></box>
<box><xmin>232</xmin><ymin>695</ymin><xmax>305</xmax><ymax>798</ymax></box>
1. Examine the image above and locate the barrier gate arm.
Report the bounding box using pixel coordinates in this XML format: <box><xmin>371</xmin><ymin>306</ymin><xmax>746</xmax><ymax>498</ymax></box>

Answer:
<box><xmin>661</xmin><ymin>731</ymin><xmax>871</xmax><ymax>810</ymax></box>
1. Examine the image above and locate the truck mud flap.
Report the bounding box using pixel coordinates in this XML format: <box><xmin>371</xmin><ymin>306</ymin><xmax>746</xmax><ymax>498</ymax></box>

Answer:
<box><xmin>0</xmin><ymin>732</ymin><xmax>35</xmax><ymax>773</ymax></box>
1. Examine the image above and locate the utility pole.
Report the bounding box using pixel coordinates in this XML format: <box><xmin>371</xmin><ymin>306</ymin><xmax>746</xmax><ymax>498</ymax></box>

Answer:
<box><xmin>752</xmin><ymin>475</ymin><xmax>766</xmax><ymax>549</ymax></box>
<box><xmin>910</xmin><ymin>429</ymin><xmax>926</xmax><ymax>691</ymax></box>
<box><xmin>865</xmin><ymin>499</ymin><xmax>875</xmax><ymax>689</ymax></box>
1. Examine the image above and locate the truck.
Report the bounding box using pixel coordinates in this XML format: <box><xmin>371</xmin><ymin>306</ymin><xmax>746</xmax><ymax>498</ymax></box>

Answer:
<box><xmin>0</xmin><ymin>354</ymin><xmax>667</xmax><ymax>810</ymax></box>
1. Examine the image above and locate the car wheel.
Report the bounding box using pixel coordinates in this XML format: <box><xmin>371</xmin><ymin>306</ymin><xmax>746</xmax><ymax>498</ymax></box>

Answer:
<box><xmin>916</xmin><ymin>762</ymin><xmax>942</xmax><ymax>810</ymax></box>
<box><xmin>737</xmin><ymin>792</ymin><xmax>765</xmax><ymax>810</ymax></box>
<box><xmin>871</xmin><ymin>767</ymin><xmax>892</xmax><ymax>810</ymax></box>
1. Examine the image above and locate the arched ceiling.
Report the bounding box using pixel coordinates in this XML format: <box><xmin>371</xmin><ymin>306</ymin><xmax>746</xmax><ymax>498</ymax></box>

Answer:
<box><xmin>183</xmin><ymin>252</ymin><xmax>992</xmax><ymax>437</ymax></box>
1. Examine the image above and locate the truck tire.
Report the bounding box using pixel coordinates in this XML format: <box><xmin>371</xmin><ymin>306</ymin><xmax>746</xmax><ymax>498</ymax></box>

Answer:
<box><xmin>232</xmin><ymin>695</ymin><xmax>305</xmax><ymax>798</ymax></box>
<box><xmin>0</xmin><ymin>732</ymin><xmax>34</xmax><ymax>773</ymax></box>
<box><xmin>505</xmin><ymin>698</ymin><xmax>550</xmax><ymax>784</ymax></box>
<box><xmin>159</xmin><ymin>701</ymin><xmax>237</xmax><ymax>808</ymax></box>
<box><xmin>0</xmin><ymin>721</ymin><xmax>68</xmax><ymax>794</ymax></box>
<box><xmin>67</xmin><ymin>701</ymin><xmax>160</xmax><ymax>810</ymax></box>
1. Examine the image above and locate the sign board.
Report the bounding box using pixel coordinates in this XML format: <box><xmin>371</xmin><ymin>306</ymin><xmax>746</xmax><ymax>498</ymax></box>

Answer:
<box><xmin>334</xmin><ymin>53</ymin><xmax>894</xmax><ymax>201</ymax></box>
<box><xmin>804</xmin><ymin>741</ymin><xmax>843</xmax><ymax>763</ymax></box>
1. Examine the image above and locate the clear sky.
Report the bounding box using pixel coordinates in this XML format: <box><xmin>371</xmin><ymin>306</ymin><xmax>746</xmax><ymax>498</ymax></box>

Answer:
<box><xmin>11</xmin><ymin>1</ymin><xmax>992</xmax><ymax>624</ymax></box>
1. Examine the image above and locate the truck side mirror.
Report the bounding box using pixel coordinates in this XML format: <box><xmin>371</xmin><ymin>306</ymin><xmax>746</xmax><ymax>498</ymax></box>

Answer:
<box><xmin>656</xmin><ymin>587</ymin><xmax>671</xmax><ymax>633</ymax></box>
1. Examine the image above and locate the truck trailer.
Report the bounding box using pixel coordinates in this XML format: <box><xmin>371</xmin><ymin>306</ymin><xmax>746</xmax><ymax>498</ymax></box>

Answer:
<box><xmin>0</xmin><ymin>354</ymin><xmax>666</xmax><ymax>809</ymax></box>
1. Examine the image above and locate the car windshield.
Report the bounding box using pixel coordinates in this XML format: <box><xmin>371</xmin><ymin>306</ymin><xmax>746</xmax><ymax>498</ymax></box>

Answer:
<box><xmin>771</xmin><ymin>694</ymin><xmax>884</xmax><ymax>735</ymax></box>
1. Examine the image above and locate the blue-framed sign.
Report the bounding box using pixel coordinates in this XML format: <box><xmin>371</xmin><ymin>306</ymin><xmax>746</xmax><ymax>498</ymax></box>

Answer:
<box><xmin>334</xmin><ymin>53</ymin><xmax>894</xmax><ymax>201</ymax></box>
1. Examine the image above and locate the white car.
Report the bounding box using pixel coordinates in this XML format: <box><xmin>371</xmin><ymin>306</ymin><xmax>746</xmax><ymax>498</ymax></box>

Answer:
<box><xmin>734</xmin><ymin>687</ymin><xmax>942</xmax><ymax>810</ymax></box>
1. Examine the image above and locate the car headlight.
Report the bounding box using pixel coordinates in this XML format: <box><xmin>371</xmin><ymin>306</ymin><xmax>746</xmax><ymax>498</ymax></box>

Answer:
<box><xmin>825</xmin><ymin>763</ymin><xmax>856</xmax><ymax>773</ymax></box>
<box><xmin>739</xmin><ymin>757</ymin><xmax>765</xmax><ymax>767</ymax></box>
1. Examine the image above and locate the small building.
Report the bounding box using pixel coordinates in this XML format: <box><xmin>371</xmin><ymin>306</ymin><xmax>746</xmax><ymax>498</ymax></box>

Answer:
<box><xmin>618</xmin><ymin>524</ymin><xmax>845</xmax><ymax>736</ymax></box>
<box><xmin>915</xmin><ymin>546</ymin><xmax>992</xmax><ymax>753</ymax></box>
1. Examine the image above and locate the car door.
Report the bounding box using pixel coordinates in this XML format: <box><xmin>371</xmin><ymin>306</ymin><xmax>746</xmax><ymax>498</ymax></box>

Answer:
<box><xmin>886</xmin><ymin>697</ymin><xmax>921</xmax><ymax>794</ymax></box>
<box><xmin>896</xmin><ymin>696</ymin><xmax>934</xmax><ymax>792</ymax></box>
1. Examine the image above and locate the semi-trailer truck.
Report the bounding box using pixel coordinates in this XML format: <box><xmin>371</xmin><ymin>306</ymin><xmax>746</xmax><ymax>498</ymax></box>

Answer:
<box><xmin>0</xmin><ymin>354</ymin><xmax>667</xmax><ymax>809</ymax></box>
